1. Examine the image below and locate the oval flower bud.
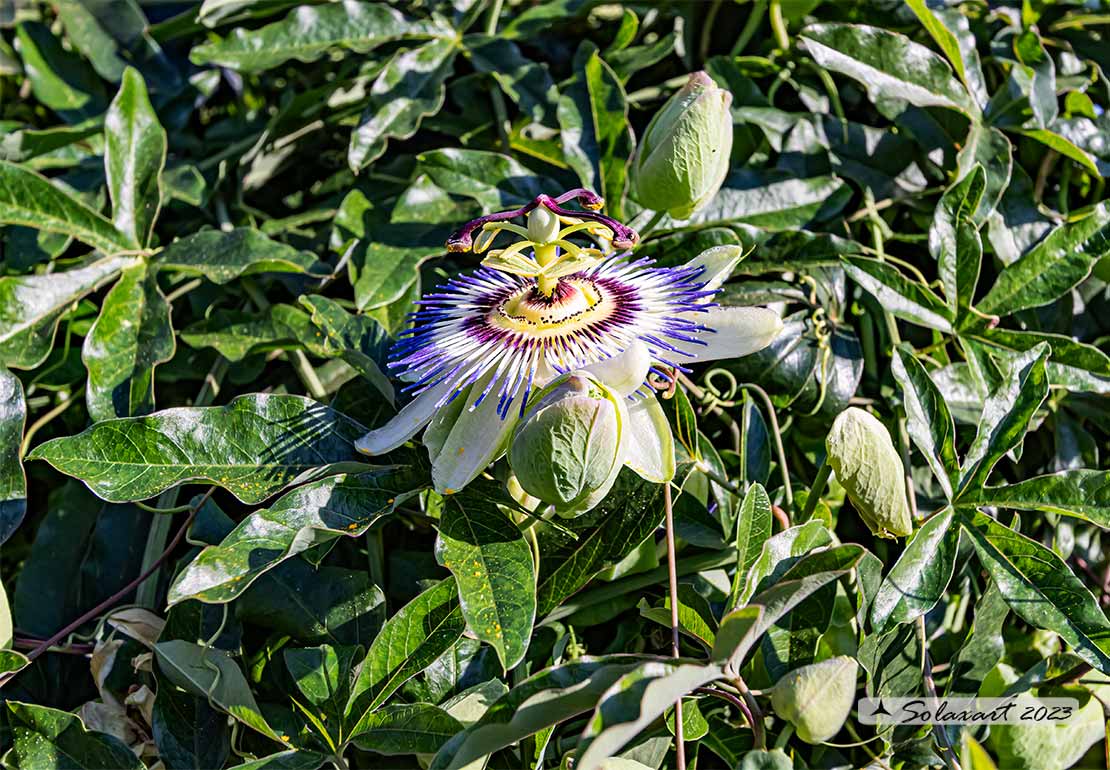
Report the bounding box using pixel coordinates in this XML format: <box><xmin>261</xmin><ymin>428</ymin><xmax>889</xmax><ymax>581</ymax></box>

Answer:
<box><xmin>825</xmin><ymin>407</ymin><xmax>913</xmax><ymax>539</ymax></box>
<box><xmin>770</xmin><ymin>656</ymin><xmax>858</xmax><ymax>744</ymax></box>
<box><xmin>508</xmin><ymin>372</ymin><xmax>626</xmax><ymax>516</ymax></box>
<box><xmin>631</xmin><ymin>71</ymin><xmax>733</xmax><ymax>219</ymax></box>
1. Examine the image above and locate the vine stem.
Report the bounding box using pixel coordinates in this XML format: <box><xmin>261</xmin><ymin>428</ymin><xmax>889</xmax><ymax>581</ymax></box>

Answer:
<box><xmin>663</xmin><ymin>482</ymin><xmax>686</xmax><ymax>770</ymax></box>
<box><xmin>0</xmin><ymin>490</ymin><xmax>213</xmax><ymax>688</ymax></box>
<box><xmin>919</xmin><ymin>616</ymin><xmax>962</xmax><ymax>770</ymax></box>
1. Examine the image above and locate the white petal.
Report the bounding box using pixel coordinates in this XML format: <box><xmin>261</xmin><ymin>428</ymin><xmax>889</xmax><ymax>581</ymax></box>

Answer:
<box><xmin>429</xmin><ymin>376</ymin><xmax>518</xmax><ymax>495</ymax></box>
<box><xmin>355</xmin><ymin>379</ymin><xmax>452</xmax><ymax>456</ymax></box>
<box><xmin>684</xmin><ymin>245</ymin><xmax>744</xmax><ymax>293</ymax></box>
<box><xmin>622</xmin><ymin>394</ymin><xmax>675</xmax><ymax>483</ymax></box>
<box><xmin>674</xmin><ymin>306</ymin><xmax>782</xmax><ymax>364</ymax></box>
<box><xmin>579</xmin><ymin>340</ymin><xmax>652</xmax><ymax>397</ymax></box>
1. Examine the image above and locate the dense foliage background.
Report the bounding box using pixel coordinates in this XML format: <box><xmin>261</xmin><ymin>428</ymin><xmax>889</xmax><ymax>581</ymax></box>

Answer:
<box><xmin>1</xmin><ymin>0</ymin><xmax>1110</xmax><ymax>768</ymax></box>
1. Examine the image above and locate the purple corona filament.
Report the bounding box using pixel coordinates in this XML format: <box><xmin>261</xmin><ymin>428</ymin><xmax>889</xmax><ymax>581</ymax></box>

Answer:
<box><xmin>445</xmin><ymin>192</ymin><xmax>639</xmax><ymax>253</ymax></box>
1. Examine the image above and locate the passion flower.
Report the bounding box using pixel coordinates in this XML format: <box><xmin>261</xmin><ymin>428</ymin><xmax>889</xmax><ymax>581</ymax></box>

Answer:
<box><xmin>356</xmin><ymin>191</ymin><xmax>783</xmax><ymax>495</ymax></box>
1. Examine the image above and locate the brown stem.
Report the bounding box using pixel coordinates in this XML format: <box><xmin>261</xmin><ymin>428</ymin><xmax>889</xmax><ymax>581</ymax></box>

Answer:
<box><xmin>0</xmin><ymin>489</ymin><xmax>213</xmax><ymax>688</ymax></box>
<box><xmin>663</xmin><ymin>482</ymin><xmax>686</xmax><ymax>770</ymax></box>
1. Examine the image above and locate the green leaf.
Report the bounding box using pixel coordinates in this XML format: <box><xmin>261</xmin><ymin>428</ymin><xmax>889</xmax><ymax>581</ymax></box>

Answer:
<box><xmin>978</xmin><ymin>202</ymin><xmax>1110</xmax><ymax>316</ymax></box>
<box><xmin>904</xmin><ymin>0</ymin><xmax>984</xmax><ymax>99</ymax></box>
<box><xmin>298</xmin><ymin>295</ymin><xmax>392</xmax><ymax>403</ymax></box>
<box><xmin>0</xmin><ymin>161</ymin><xmax>131</xmax><ymax>254</ymax></box>
<box><xmin>714</xmin><ymin>545</ymin><xmax>865</xmax><ymax>669</ymax></box>
<box><xmin>535</xmin><ymin>469</ymin><xmax>662</xmax><ymax>616</ymax></box>
<box><xmin>946</xmin><ymin>582</ymin><xmax>1007</xmax><ymax>695</ymax></box>
<box><xmin>81</xmin><ymin>262</ymin><xmax>175</xmax><ymax>421</ymax></box>
<box><xmin>348</xmin><ymin>38</ymin><xmax>457</xmax><ymax>171</ymax></box>
<box><xmin>349</xmin><ymin>703</ymin><xmax>463</xmax><ymax>755</ymax></box>
<box><xmin>428</xmin><ymin>659</ymin><xmax>642</xmax><ymax>770</ymax></box>
<box><xmin>0</xmin><ymin>364</ymin><xmax>26</xmax><ymax>545</ymax></box>
<box><xmin>104</xmin><ymin>68</ymin><xmax>166</xmax><ymax>249</ymax></box>
<box><xmin>168</xmin><ymin>470</ymin><xmax>416</xmax><ymax>604</ymax></box>
<box><xmin>190</xmin><ymin>1</ymin><xmax>450</xmax><ymax>73</ymax></box>
<box><xmin>557</xmin><ymin>46</ymin><xmax>633</xmax><ymax>217</ymax></box>
<box><xmin>957</xmin><ymin>344</ymin><xmax>1049</xmax><ymax>495</ymax></box>
<box><xmin>1013</xmin><ymin>30</ymin><xmax>1057</xmax><ymax>129</ymax></box>
<box><xmin>892</xmin><ymin>345</ymin><xmax>959</xmax><ymax>499</ymax></box>
<box><xmin>236</xmin><ymin>560</ymin><xmax>385</xmax><ymax>645</ymax></box>
<box><xmin>179</xmin><ymin>304</ymin><xmax>317</xmax><ymax>362</ymax></box>
<box><xmin>735</xmin><ymin>519</ymin><xmax>834</xmax><ymax>606</ymax></box>
<box><xmin>417</xmin><ymin>148</ymin><xmax>553</xmax><ymax>211</ymax></box>
<box><xmin>151</xmin><ymin>671</ymin><xmax>231</xmax><ymax>770</ymax></box>
<box><xmin>155</xmin><ymin>639</ymin><xmax>282</xmax><ymax>742</ymax></box>
<box><xmin>14</xmin><ymin>23</ymin><xmax>107</xmax><ymax>123</ymax></box>
<box><xmin>679</xmin><ymin>170</ymin><xmax>849</xmax><ymax>231</ymax></box>
<box><xmin>960</xmin><ymin>510</ymin><xmax>1110</xmax><ymax>671</ymax></box>
<box><xmin>28</xmin><ymin>393</ymin><xmax>368</xmax><ymax>504</ymax></box>
<box><xmin>728</xmin><ymin>483</ymin><xmax>773</xmax><ymax>609</ymax></box>
<box><xmin>576</xmin><ymin>661</ymin><xmax>723</xmax><ymax>769</ymax></box>
<box><xmin>436</xmin><ymin>487</ymin><xmax>537</xmax><ymax>670</ymax></box>
<box><xmin>842</xmin><ymin>256</ymin><xmax>955</xmax><ymax>332</ymax></box>
<box><xmin>960</xmin><ymin>470</ymin><xmax>1110</xmax><ymax>527</ymax></box>
<box><xmin>0</xmin><ymin>255</ymin><xmax>134</xmax><ymax>370</ymax></box>
<box><xmin>660</xmin><ymin>384</ymin><xmax>699</xmax><ymax>459</ymax></box>
<box><xmin>6</xmin><ymin>701</ymin><xmax>143</xmax><ymax>769</ymax></box>
<box><xmin>956</xmin><ymin>124</ymin><xmax>1012</xmax><ymax>224</ymax></box>
<box><xmin>1018</xmin><ymin>129</ymin><xmax>1101</xmax><ymax>176</ymax></box>
<box><xmin>800</xmin><ymin>23</ymin><xmax>978</xmax><ymax>116</ymax></box>
<box><xmin>965</xmin><ymin>326</ymin><xmax>1110</xmax><ymax>394</ymax></box>
<box><xmin>226</xmin><ymin>752</ymin><xmax>327</xmax><ymax>770</ymax></box>
<box><xmin>466</xmin><ymin>35</ymin><xmax>557</xmax><ymax>123</ymax></box>
<box><xmin>154</xmin><ymin>228</ymin><xmax>330</xmax><ymax>284</ymax></box>
<box><xmin>284</xmin><ymin>644</ymin><xmax>360</xmax><ymax>744</ymax></box>
<box><xmin>870</xmin><ymin>507</ymin><xmax>959</xmax><ymax>632</ymax></box>
<box><xmin>931</xmin><ymin>165</ymin><xmax>984</xmax><ymax>316</ymax></box>
<box><xmin>346</xmin><ymin>589</ymin><xmax>463</xmax><ymax>734</ymax></box>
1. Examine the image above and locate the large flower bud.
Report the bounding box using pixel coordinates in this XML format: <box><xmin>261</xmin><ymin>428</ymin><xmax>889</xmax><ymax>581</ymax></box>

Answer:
<box><xmin>631</xmin><ymin>71</ymin><xmax>733</xmax><ymax>219</ymax></box>
<box><xmin>770</xmin><ymin>657</ymin><xmax>858</xmax><ymax>744</ymax></box>
<box><xmin>825</xmin><ymin>407</ymin><xmax>913</xmax><ymax>539</ymax></box>
<box><xmin>508</xmin><ymin>372</ymin><xmax>625</xmax><ymax>517</ymax></box>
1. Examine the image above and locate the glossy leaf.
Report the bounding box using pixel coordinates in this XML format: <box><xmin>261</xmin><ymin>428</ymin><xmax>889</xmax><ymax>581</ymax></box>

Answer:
<box><xmin>28</xmin><ymin>393</ymin><xmax>368</xmax><ymax>503</ymax></box>
<box><xmin>0</xmin><ymin>161</ymin><xmax>130</xmax><ymax>254</ymax></box>
<box><xmin>436</xmin><ymin>488</ymin><xmax>536</xmax><ymax>670</ymax></box>
<box><xmin>728</xmin><ymin>483</ymin><xmax>773</xmax><ymax>608</ymax></box>
<box><xmin>892</xmin><ymin>345</ymin><xmax>959</xmax><ymax>498</ymax></box>
<box><xmin>349</xmin><ymin>703</ymin><xmax>463</xmax><ymax>755</ymax></box>
<box><xmin>961</xmin><ymin>510</ymin><xmax>1110</xmax><ymax>671</ymax></box>
<box><xmin>347</xmin><ymin>578</ymin><xmax>466</xmax><ymax>720</ymax></box>
<box><xmin>169</xmin><ymin>469</ymin><xmax>417</xmax><ymax>604</ymax></box>
<box><xmin>535</xmin><ymin>470</ymin><xmax>662</xmax><ymax>616</ymax></box>
<box><xmin>155</xmin><ymin>639</ymin><xmax>281</xmax><ymax>741</ymax></box>
<box><xmin>0</xmin><ymin>255</ymin><xmax>134</xmax><ymax>370</ymax></box>
<box><xmin>957</xmin><ymin>344</ymin><xmax>1049</xmax><ymax>495</ymax></box>
<box><xmin>800</xmin><ymin>23</ymin><xmax>978</xmax><ymax>116</ymax></box>
<box><xmin>931</xmin><ymin>165</ymin><xmax>984</xmax><ymax>316</ymax></box>
<box><xmin>960</xmin><ymin>470</ymin><xmax>1110</xmax><ymax>527</ymax></box>
<box><xmin>81</xmin><ymin>262</ymin><xmax>175</xmax><ymax>421</ymax></box>
<box><xmin>348</xmin><ymin>39</ymin><xmax>457</xmax><ymax>171</ymax></box>
<box><xmin>104</xmin><ymin>67</ymin><xmax>166</xmax><ymax>248</ymax></box>
<box><xmin>190</xmin><ymin>1</ymin><xmax>450</xmax><ymax>72</ymax></box>
<box><xmin>154</xmin><ymin>228</ymin><xmax>330</xmax><ymax>284</ymax></box>
<box><xmin>842</xmin><ymin>256</ymin><xmax>954</xmax><ymax>333</ymax></box>
<box><xmin>6</xmin><ymin>701</ymin><xmax>143</xmax><ymax>769</ymax></box>
<box><xmin>870</xmin><ymin>508</ymin><xmax>959</xmax><ymax>632</ymax></box>
<box><xmin>0</xmin><ymin>364</ymin><xmax>26</xmax><ymax>545</ymax></box>
<box><xmin>978</xmin><ymin>202</ymin><xmax>1110</xmax><ymax>316</ymax></box>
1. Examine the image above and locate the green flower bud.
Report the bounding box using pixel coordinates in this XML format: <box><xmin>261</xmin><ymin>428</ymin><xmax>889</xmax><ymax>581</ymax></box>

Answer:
<box><xmin>631</xmin><ymin>71</ymin><xmax>733</xmax><ymax>219</ymax></box>
<box><xmin>508</xmin><ymin>372</ymin><xmax>625</xmax><ymax>516</ymax></box>
<box><xmin>770</xmin><ymin>656</ymin><xmax>858</xmax><ymax>744</ymax></box>
<box><xmin>825</xmin><ymin>407</ymin><xmax>913</xmax><ymax>539</ymax></box>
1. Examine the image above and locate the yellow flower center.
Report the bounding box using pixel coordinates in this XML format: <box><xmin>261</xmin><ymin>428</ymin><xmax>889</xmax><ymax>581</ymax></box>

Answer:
<box><xmin>492</xmin><ymin>277</ymin><xmax>613</xmax><ymax>337</ymax></box>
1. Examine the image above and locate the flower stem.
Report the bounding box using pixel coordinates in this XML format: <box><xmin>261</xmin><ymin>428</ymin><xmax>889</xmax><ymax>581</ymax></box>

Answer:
<box><xmin>663</xmin><ymin>482</ymin><xmax>686</xmax><ymax>770</ymax></box>
<box><xmin>731</xmin><ymin>0</ymin><xmax>766</xmax><ymax>56</ymax></box>
<box><xmin>800</xmin><ymin>457</ymin><xmax>830</xmax><ymax>523</ymax></box>
<box><xmin>769</xmin><ymin>0</ymin><xmax>790</xmax><ymax>51</ymax></box>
